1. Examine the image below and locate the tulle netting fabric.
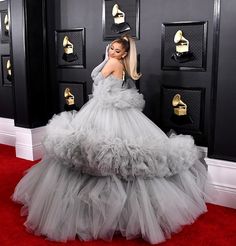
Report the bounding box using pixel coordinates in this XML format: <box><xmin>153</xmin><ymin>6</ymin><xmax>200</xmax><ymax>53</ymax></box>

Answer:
<box><xmin>13</xmin><ymin>158</ymin><xmax>207</xmax><ymax>244</ymax></box>
<box><xmin>12</xmin><ymin>61</ymin><xmax>208</xmax><ymax>244</ymax></box>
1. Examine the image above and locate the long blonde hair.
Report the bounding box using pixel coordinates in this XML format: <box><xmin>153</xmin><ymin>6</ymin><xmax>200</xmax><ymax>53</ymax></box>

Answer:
<box><xmin>112</xmin><ymin>34</ymin><xmax>141</xmax><ymax>80</ymax></box>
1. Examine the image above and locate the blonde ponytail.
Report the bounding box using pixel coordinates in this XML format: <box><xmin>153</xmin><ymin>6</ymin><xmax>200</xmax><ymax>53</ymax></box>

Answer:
<box><xmin>123</xmin><ymin>36</ymin><xmax>141</xmax><ymax>80</ymax></box>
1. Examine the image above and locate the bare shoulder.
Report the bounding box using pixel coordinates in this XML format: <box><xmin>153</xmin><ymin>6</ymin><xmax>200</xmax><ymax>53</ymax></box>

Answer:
<box><xmin>101</xmin><ymin>58</ymin><xmax>123</xmax><ymax>77</ymax></box>
<box><xmin>107</xmin><ymin>58</ymin><xmax>122</xmax><ymax>67</ymax></box>
<box><xmin>102</xmin><ymin>58</ymin><xmax>116</xmax><ymax>71</ymax></box>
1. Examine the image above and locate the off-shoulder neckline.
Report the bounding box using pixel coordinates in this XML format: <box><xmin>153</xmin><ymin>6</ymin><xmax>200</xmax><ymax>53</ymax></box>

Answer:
<box><xmin>100</xmin><ymin>72</ymin><xmax>123</xmax><ymax>82</ymax></box>
<box><xmin>109</xmin><ymin>74</ymin><xmax>123</xmax><ymax>81</ymax></box>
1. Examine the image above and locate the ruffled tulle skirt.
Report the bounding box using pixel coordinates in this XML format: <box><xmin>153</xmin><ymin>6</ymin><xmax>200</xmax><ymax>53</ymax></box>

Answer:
<box><xmin>12</xmin><ymin>97</ymin><xmax>208</xmax><ymax>244</ymax></box>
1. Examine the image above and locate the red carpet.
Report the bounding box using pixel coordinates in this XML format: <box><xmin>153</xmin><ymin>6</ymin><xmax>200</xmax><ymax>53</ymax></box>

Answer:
<box><xmin>0</xmin><ymin>144</ymin><xmax>236</xmax><ymax>246</ymax></box>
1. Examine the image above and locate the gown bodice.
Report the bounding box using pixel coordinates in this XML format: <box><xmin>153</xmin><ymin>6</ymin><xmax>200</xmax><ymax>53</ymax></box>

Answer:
<box><xmin>91</xmin><ymin>71</ymin><xmax>145</xmax><ymax>111</ymax></box>
<box><xmin>93</xmin><ymin>72</ymin><xmax>123</xmax><ymax>93</ymax></box>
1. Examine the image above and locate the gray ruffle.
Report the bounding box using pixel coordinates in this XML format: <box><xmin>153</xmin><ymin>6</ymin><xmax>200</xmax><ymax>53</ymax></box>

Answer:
<box><xmin>43</xmin><ymin>126</ymin><xmax>200</xmax><ymax>180</ymax></box>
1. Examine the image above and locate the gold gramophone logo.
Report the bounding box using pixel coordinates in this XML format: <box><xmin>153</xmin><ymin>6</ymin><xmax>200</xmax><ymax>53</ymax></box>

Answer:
<box><xmin>111</xmin><ymin>3</ymin><xmax>130</xmax><ymax>33</ymax></box>
<box><xmin>171</xmin><ymin>30</ymin><xmax>195</xmax><ymax>63</ymax></box>
<box><xmin>112</xmin><ymin>4</ymin><xmax>126</xmax><ymax>25</ymax></box>
<box><xmin>4</xmin><ymin>13</ymin><xmax>9</xmax><ymax>35</ymax></box>
<box><xmin>64</xmin><ymin>88</ymin><xmax>75</xmax><ymax>105</ymax></box>
<box><xmin>174</xmin><ymin>30</ymin><xmax>189</xmax><ymax>53</ymax></box>
<box><xmin>63</xmin><ymin>36</ymin><xmax>73</xmax><ymax>55</ymax></box>
<box><xmin>62</xmin><ymin>36</ymin><xmax>78</xmax><ymax>62</ymax></box>
<box><xmin>6</xmin><ymin>59</ymin><xmax>12</xmax><ymax>81</ymax></box>
<box><xmin>172</xmin><ymin>94</ymin><xmax>187</xmax><ymax>116</ymax></box>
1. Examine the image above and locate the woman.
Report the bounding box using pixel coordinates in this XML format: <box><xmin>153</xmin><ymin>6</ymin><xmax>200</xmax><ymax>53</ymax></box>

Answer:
<box><xmin>12</xmin><ymin>35</ymin><xmax>207</xmax><ymax>244</ymax></box>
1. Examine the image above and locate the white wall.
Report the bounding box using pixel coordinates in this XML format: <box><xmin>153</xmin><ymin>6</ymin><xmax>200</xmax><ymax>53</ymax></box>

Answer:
<box><xmin>0</xmin><ymin>117</ymin><xmax>45</xmax><ymax>160</ymax></box>
<box><xmin>0</xmin><ymin>117</ymin><xmax>15</xmax><ymax>146</ymax></box>
<box><xmin>205</xmin><ymin>157</ymin><xmax>236</xmax><ymax>209</ymax></box>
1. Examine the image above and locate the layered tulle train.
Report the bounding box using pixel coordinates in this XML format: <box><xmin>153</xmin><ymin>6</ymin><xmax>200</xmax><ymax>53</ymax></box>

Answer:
<box><xmin>13</xmin><ymin>156</ymin><xmax>207</xmax><ymax>244</ymax></box>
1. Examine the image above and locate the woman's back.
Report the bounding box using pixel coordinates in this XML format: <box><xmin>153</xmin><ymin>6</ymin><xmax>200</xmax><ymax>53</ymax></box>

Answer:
<box><xmin>101</xmin><ymin>57</ymin><xmax>124</xmax><ymax>80</ymax></box>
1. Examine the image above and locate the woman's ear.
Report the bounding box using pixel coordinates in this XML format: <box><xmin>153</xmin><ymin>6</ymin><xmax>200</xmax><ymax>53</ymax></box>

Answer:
<box><xmin>122</xmin><ymin>52</ymin><xmax>127</xmax><ymax>58</ymax></box>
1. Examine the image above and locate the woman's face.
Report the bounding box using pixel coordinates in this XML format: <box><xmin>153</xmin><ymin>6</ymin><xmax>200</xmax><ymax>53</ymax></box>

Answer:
<box><xmin>108</xmin><ymin>42</ymin><xmax>127</xmax><ymax>60</ymax></box>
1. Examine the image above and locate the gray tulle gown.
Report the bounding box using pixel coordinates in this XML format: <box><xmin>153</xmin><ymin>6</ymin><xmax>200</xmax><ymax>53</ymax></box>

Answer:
<box><xmin>12</xmin><ymin>57</ymin><xmax>208</xmax><ymax>244</ymax></box>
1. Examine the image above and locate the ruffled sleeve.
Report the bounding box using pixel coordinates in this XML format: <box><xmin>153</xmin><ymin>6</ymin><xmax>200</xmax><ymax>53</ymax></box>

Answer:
<box><xmin>113</xmin><ymin>88</ymin><xmax>145</xmax><ymax>111</ymax></box>
<box><xmin>91</xmin><ymin>59</ymin><xmax>108</xmax><ymax>84</ymax></box>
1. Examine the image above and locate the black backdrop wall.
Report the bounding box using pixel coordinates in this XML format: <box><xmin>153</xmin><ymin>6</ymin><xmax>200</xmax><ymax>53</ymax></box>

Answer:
<box><xmin>0</xmin><ymin>0</ymin><xmax>236</xmax><ymax>161</ymax></box>
<box><xmin>0</xmin><ymin>0</ymin><xmax>14</xmax><ymax>118</ymax></box>
<box><xmin>208</xmin><ymin>0</ymin><xmax>236</xmax><ymax>161</ymax></box>
<box><xmin>10</xmin><ymin>0</ymin><xmax>49</xmax><ymax>128</ymax></box>
<box><xmin>46</xmin><ymin>0</ymin><xmax>214</xmax><ymax>146</ymax></box>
